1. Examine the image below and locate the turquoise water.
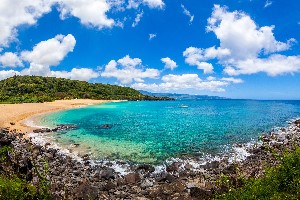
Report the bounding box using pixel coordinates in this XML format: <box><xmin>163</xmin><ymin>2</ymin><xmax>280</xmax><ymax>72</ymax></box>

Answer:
<box><xmin>37</xmin><ymin>100</ymin><xmax>300</xmax><ymax>164</ymax></box>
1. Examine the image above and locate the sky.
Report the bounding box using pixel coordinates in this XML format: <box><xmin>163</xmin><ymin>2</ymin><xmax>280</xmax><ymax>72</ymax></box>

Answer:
<box><xmin>0</xmin><ymin>0</ymin><xmax>300</xmax><ymax>100</ymax></box>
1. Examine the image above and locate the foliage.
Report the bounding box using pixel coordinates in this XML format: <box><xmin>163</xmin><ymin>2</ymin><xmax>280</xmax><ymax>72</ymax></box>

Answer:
<box><xmin>214</xmin><ymin>147</ymin><xmax>300</xmax><ymax>200</ymax></box>
<box><xmin>0</xmin><ymin>145</ymin><xmax>12</xmax><ymax>162</ymax></box>
<box><xmin>0</xmin><ymin>75</ymin><xmax>171</xmax><ymax>103</ymax></box>
<box><xmin>0</xmin><ymin>145</ymin><xmax>51</xmax><ymax>199</ymax></box>
<box><xmin>0</xmin><ymin>175</ymin><xmax>39</xmax><ymax>200</ymax></box>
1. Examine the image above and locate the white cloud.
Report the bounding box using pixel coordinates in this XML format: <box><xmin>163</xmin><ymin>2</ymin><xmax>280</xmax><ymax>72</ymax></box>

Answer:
<box><xmin>224</xmin><ymin>55</ymin><xmax>300</xmax><ymax>76</ymax></box>
<box><xmin>0</xmin><ymin>70</ymin><xmax>20</xmax><ymax>80</ymax></box>
<box><xmin>57</xmin><ymin>0</ymin><xmax>114</xmax><ymax>29</ymax></box>
<box><xmin>132</xmin><ymin>11</ymin><xmax>144</xmax><ymax>27</ymax></box>
<box><xmin>220</xmin><ymin>77</ymin><xmax>244</xmax><ymax>83</ymax></box>
<box><xmin>183</xmin><ymin>47</ymin><xmax>214</xmax><ymax>73</ymax></box>
<box><xmin>0</xmin><ymin>0</ymin><xmax>53</xmax><ymax>47</ymax></box>
<box><xmin>132</xmin><ymin>73</ymin><xmax>242</xmax><ymax>93</ymax></box>
<box><xmin>149</xmin><ymin>33</ymin><xmax>157</xmax><ymax>40</ymax></box>
<box><xmin>0</xmin><ymin>52</ymin><xmax>23</xmax><ymax>68</ymax></box>
<box><xmin>127</xmin><ymin>0</ymin><xmax>140</xmax><ymax>9</ymax></box>
<box><xmin>143</xmin><ymin>0</ymin><xmax>165</xmax><ymax>9</ymax></box>
<box><xmin>264</xmin><ymin>0</ymin><xmax>272</xmax><ymax>8</ymax></box>
<box><xmin>51</xmin><ymin>68</ymin><xmax>99</xmax><ymax>81</ymax></box>
<box><xmin>127</xmin><ymin>0</ymin><xmax>165</xmax><ymax>9</ymax></box>
<box><xmin>207</xmin><ymin>5</ymin><xmax>294</xmax><ymax>60</ymax></box>
<box><xmin>101</xmin><ymin>55</ymin><xmax>160</xmax><ymax>84</ymax></box>
<box><xmin>161</xmin><ymin>57</ymin><xmax>177</xmax><ymax>70</ymax></box>
<box><xmin>21</xmin><ymin>34</ymin><xmax>76</xmax><ymax>67</ymax></box>
<box><xmin>181</xmin><ymin>4</ymin><xmax>194</xmax><ymax>24</ymax></box>
<box><xmin>184</xmin><ymin>5</ymin><xmax>300</xmax><ymax>77</ymax></box>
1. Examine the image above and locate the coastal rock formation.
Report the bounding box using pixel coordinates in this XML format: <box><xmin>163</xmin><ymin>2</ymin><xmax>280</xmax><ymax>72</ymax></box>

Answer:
<box><xmin>1</xmin><ymin>119</ymin><xmax>300</xmax><ymax>199</ymax></box>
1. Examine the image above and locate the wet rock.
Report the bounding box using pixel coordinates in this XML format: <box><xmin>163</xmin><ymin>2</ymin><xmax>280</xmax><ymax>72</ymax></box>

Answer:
<box><xmin>184</xmin><ymin>164</ymin><xmax>193</xmax><ymax>170</ymax></box>
<box><xmin>136</xmin><ymin>164</ymin><xmax>155</xmax><ymax>173</ymax></box>
<box><xmin>125</xmin><ymin>173</ymin><xmax>141</xmax><ymax>184</ymax></box>
<box><xmin>140</xmin><ymin>179</ymin><xmax>154</xmax><ymax>189</ymax></box>
<box><xmin>203</xmin><ymin>161</ymin><xmax>219</xmax><ymax>169</ymax></box>
<box><xmin>166</xmin><ymin>162</ymin><xmax>181</xmax><ymax>172</ymax></box>
<box><xmin>156</xmin><ymin>173</ymin><xmax>176</xmax><ymax>183</ymax></box>
<box><xmin>100</xmin><ymin>168</ymin><xmax>115</xmax><ymax>180</ymax></box>
<box><xmin>99</xmin><ymin>124</ymin><xmax>113</xmax><ymax>129</ymax></box>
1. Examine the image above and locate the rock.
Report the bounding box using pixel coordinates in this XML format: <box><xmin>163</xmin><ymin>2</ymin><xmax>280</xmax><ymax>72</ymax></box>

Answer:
<box><xmin>162</xmin><ymin>181</ymin><xmax>185</xmax><ymax>195</ymax></box>
<box><xmin>99</xmin><ymin>124</ymin><xmax>113</xmax><ymax>129</ymax></box>
<box><xmin>166</xmin><ymin>162</ymin><xmax>181</xmax><ymax>172</ymax></box>
<box><xmin>76</xmin><ymin>182</ymin><xmax>98</xmax><ymax>200</ymax></box>
<box><xmin>203</xmin><ymin>161</ymin><xmax>219</xmax><ymax>169</ymax></box>
<box><xmin>156</xmin><ymin>173</ymin><xmax>176</xmax><ymax>183</ymax></box>
<box><xmin>140</xmin><ymin>179</ymin><xmax>154</xmax><ymax>189</ymax></box>
<box><xmin>136</xmin><ymin>164</ymin><xmax>155</xmax><ymax>173</ymax></box>
<box><xmin>10</xmin><ymin>122</ymin><xmax>15</xmax><ymax>125</ymax></box>
<box><xmin>103</xmin><ymin>181</ymin><xmax>116</xmax><ymax>191</ymax></box>
<box><xmin>184</xmin><ymin>164</ymin><xmax>193</xmax><ymax>170</ymax></box>
<box><xmin>190</xmin><ymin>187</ymin><xmax>212</xmax><ymax>199</ymax></box>
<box><xmin>100</xmin><ymin>168</ymin><xmax>115</xmax><ymax>180</ymax></box>
<box><xmin>125</xmin><ymin>173</ymin><xmax>141</xmax><ymax>184</ymax></box>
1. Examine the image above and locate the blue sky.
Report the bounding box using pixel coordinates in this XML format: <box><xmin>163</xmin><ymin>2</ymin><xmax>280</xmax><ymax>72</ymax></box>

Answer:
<box><xmin>0</xmin><ymin>0</ymin><xmax>300</xmax><ymax>99</ymax></box>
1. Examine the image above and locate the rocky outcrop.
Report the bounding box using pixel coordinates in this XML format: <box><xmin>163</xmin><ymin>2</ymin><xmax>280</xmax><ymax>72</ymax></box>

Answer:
<box><xmin>1</xmin><ymin>119</ymin><xmax>300</xmax><ymax>199</ymax></box>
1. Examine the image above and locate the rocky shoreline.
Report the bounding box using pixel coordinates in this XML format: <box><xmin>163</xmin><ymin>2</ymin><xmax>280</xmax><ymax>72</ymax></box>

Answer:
<box><xmin>1</xmin><ymin>119</ymin><xmax>300</xmax><ymax>199</ymax></box>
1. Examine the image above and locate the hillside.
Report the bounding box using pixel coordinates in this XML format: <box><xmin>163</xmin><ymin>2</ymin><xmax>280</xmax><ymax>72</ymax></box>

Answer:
<box><xmin>0</xmin><ymin>76</ymin><xmax>171</xmax><ymax>103</ymax></box>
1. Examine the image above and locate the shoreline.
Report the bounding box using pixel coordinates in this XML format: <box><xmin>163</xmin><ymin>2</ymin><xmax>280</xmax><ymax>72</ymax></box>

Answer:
<box><xmin>1</xmin><ymin>116</ymin><xmax>300</xmax><ymax>198</ymax></box>
<box><xmin>0</xmin><ymin>99</ymin><xmax>123</xmax><ymax>134</ymax></box>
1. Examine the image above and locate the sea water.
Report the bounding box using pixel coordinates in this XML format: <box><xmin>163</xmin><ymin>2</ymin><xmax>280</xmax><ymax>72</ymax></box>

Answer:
<box><xmin>36</xmin><ymin>100</ymin><xmax>300</xmax><ymax>164</ymax></box>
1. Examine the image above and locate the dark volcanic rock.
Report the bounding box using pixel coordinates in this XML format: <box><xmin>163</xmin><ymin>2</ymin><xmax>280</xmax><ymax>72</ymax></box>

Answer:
<box><xmin>99</xmin><ymin>124</ymin><xmax>113</xmax><ymax>129</ymax></box>
<box><xmin>190</xmin><ymin>187</ymin><xmax>212</xmax><ymax>199</ymax></box>
<box><xmin>125</xmin><ymin>173</ymin><xmax>141</xmax><ymax>184</ymax></box>
<box><xmin>100</xmin><ymin>168</ymin><xmax>115</xmax><ymax>180</ymax></box>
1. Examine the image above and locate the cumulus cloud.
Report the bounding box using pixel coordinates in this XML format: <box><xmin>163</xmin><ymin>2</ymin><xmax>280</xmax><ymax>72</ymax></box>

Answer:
<box><xmin>161</xmin><ymin>57</ymin><xmax>177</xmax><ymax>70</ymax></box>
<box><xmin>0</xmin><ymin>0</ymin><xmax>54</xmax><ymax>47</ymax></box>
<box><xmin>101</xmin><ymin>55</ymin><xmax>160</xmax><ymax>84</ymax></box>
<box><xmin>207</xmin><ymin>5</ymin><xmax>294</xmax><ymax>60</ymax></box>
<box><xmin>0</xmin><ymin>52</ymin><xmax>23</xmax><ymax>68</ymax></box>
<box><xmin>132</xmin><ymin>11</ymin><xmax>144</xmax><ymax>27</ymax></box>
<box><xmin>181</xmin><ymin>4</ymin><xmax>194</xmax><ymax>24</ymax></box>
<box><xmin>132</xmin><ymin>74</ymin><xmax>242</xmax><ymax>93</ymax></box>
<box><xmin>149</xmin><ymin>33</ymin><xmax>157</xmax><ymax>40</ymax></box>
<box><xmin>21</xmin><ymin>34</ymin><xmax>76</xmax><ymax>67</ymax></box>
<box><xmin>57</xmin><ymin>0</ymin><xmax>114</xmax><ymax>29</ymax></box>
<box><xmin>0</xmin><ymin>34</ymin><xmax>97</xmax><ymax>82</ymax></box>
<box><xmin>185</xmin><ymin>5</ymin><xmax>300</xmax><ymax>76</ymax></box>
<box><xmin>183</xmin><ymin>47</ymin><xmax>214</xmax><ymax>73</ymax></box>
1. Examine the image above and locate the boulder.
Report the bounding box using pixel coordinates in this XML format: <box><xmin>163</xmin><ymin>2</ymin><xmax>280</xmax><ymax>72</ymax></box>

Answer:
<box><xmin>124</xmin><ymin>173</ymin><xmax>141</xmax><ymax>184</ymax></box>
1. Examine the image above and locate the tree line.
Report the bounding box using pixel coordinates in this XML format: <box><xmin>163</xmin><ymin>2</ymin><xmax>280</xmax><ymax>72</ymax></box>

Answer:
<box><xmin>0</xmin><ymin>76</ymin><xmax>171</xmax><ymax>103</ymax></box>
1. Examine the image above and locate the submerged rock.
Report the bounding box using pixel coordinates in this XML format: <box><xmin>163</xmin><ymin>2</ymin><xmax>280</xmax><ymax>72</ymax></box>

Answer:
<box><xmin>99</xmin><ymin>124</ymin><xmax>113</xmax><ymax>129</ymax></box>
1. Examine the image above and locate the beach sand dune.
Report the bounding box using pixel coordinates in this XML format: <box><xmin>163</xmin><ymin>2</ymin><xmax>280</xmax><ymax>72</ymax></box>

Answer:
<box><xmin>0</xmin><ymin>99</ymin><xmax>117</xmax><ymax>133</ymax></box>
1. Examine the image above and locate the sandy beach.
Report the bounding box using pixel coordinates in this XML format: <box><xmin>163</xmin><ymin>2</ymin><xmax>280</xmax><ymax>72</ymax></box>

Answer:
<box><xmin>0</xmin><ymin>99</ymin><xmax>119</xmax><ymax>133</ymax></box>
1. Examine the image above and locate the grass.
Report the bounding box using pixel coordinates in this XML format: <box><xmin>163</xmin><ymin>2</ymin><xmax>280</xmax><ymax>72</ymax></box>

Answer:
<box><xmin>214</xmin><ymin>147</ymin><xmax>300</xmax><ymax>199</ymax></box>
<box><xmin>0</xmin><ymin>145</ymin><xmax>51</xmax><ymax>200</ymax></box>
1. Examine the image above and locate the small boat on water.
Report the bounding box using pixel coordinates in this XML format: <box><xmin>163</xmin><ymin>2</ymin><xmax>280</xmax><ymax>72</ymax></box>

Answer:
<box><xmin>179</xmin><ymin>105</ymin><xmax>189</xmax><ymax>108</ymax></box>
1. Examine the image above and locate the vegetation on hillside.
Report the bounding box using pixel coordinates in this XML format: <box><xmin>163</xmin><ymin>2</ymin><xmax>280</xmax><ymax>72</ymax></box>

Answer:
<box><xmin>0</xmin><ymin>76</ymin><xmax>171</xmax><ymax>103</ymax></box>
<box><xmin>214</xmin><ymin>147</ymin><xmax>300</xmax><ymax>199</ymax></box>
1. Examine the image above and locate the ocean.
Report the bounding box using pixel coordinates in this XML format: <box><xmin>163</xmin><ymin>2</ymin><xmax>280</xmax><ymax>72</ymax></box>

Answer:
<box><xmin>34</xmin><ymin>100</ymin><xmax>300</xmax><ymax>164</ymax></box>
